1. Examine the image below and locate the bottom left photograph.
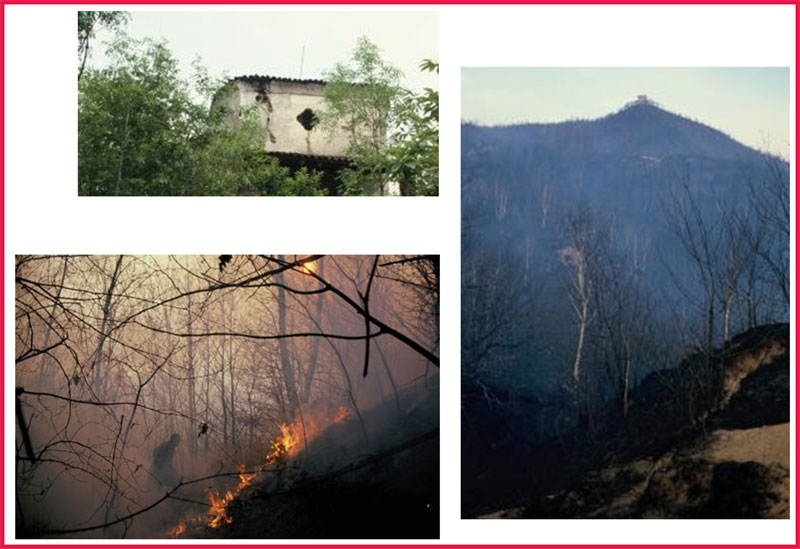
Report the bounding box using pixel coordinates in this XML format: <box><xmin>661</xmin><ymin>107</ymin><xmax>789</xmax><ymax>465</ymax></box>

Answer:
<box><xmin>14</xmin><ymin>255</ymin><xmax>439</xmax><ymax>539</ymax></box>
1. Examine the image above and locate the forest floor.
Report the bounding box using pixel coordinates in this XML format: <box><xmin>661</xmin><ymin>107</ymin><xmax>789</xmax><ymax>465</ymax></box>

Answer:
<box><xmin>171</xmin><ymin>377</ymin><xmax>440</xmax><ymax>539</ymax></box>
<box><xmin>515</xmin><ymin>422</ymin><xmax>789</xmax><ymax>519</ymax></box>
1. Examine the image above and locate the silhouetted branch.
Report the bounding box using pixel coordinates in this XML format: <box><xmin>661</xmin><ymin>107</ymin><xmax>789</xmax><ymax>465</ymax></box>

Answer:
<box><xmin>17</xmin><ymin>389</ymin><xmax>197</xmax><ymax>422</ymax></box>
<box><xmin>361</xmin><ymin>255</ymin><xmax>380</xmax><ymax>377</ymax></box>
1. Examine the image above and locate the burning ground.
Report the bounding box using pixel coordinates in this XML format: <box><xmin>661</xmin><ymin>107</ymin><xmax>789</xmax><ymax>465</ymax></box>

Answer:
<box><xmin>15</xmin><ymin>255</ymin><xmax>439</xmax><ymax>539</ymax></box>
<box><xmin>169</xmin><ymin>378</ymin><xmax>438</xmax><ymax>539</ymax></box>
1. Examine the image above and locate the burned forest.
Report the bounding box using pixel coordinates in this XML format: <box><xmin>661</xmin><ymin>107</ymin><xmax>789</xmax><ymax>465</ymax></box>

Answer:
<box><xmin>15</xmin><ymin>255</ymin><xmax>440</xmax><ymax>538</ymax></box>
<box><xmin>462</xmin><ymin>91</ymin><xmax>790</xmax><ymax>519</ymax></box>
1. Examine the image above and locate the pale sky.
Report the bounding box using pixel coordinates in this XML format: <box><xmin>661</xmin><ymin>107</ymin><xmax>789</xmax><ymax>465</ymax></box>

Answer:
<box><xmin>462</xmin><ymin>68</ymin><xmax>789</xmax><ymax>156</ymax></box>
<box><xmin>89</xmin><ymin>11</ymin><xmax>438</xmax><ymax>92</ymax></box>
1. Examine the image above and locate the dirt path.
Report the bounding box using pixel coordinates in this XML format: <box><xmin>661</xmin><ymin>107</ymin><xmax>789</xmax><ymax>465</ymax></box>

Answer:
<box><xmin>705</xmin><ymin>423</ymin><xmax>789</xmax><ymax>468</ymax></box>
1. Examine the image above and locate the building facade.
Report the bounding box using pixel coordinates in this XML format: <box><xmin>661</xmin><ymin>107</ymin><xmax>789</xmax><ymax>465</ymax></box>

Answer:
<box><xmin>220</xmin><ymin>75</ymin><xmax>351</xmax><ymax>157</ymax></box>
<box><xmin>216</xmin><ymin>75</ymin><xmax>398</xmax><ymax>196</ymax></box>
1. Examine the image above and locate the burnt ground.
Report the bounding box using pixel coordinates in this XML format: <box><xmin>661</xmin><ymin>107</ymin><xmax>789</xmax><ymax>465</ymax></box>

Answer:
<box><xmin>217</xmin><ymin>430</ymin><xmax>438</xmax><ymax>538</ymax></box>
<box><xmin>180</xmin><ymin>377</ymin><xmax>440</xmax><ymax>539</ymax></box>
<box><xmin>463</xmin><ymin>324</ymin><xmax>789</xmax><ymax>519</ymax></box>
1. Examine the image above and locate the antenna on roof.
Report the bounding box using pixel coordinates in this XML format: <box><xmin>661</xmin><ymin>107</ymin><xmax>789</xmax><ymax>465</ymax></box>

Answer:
<box><xmin>299</xmin><ymin>45</ymin><xmax>306</xmax><ymax>79</ymax></box>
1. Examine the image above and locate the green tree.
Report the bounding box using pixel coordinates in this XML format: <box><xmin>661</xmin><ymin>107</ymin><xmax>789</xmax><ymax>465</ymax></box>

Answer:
<box><xmin>384</xmin><ymin>60</ymin><xmax>439</xmax><ymax>196</ymax></box>
<box><xmin>322</xmin><ymin>37</ymin><xmax>403</xmax><ymax>154</ymax></box>
<box><xmin>79</xmin><ymin>38</ymin><xmax>200</xmax><ymax>195</ymax></box>
<box><xmin>77</xmin><ymin>11</ymin><xmax>129</xmax><ymax>81</ymax></box>
<box><xmin>322</xmin><ymin>38</ymin><xmax>438</xmax><ymax>196</ymax></box>
<box><xmin>78</xmin><ymin>38</ymin><xmax>324</xmax><ymax>196</ymax></box>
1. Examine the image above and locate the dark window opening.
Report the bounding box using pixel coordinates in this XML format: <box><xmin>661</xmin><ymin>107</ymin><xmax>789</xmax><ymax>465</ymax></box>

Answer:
<box><xmin>296</xmin><ymin>108</ymin><xmax>318</xmax><ymax>131</ymax></box>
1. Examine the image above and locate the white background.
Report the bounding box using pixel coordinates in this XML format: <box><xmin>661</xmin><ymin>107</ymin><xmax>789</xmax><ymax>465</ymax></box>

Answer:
<box><xmin>4</xmin><ymin>3</ymin><xmax>796</xmax><ymax>546</ymax></box>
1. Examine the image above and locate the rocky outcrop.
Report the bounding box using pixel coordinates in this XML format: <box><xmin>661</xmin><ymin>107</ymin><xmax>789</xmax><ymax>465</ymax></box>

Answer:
<box><xmin>524</xmin><ymin>423</ymin><xmax>788</xmax><ymax>519</ymax></box>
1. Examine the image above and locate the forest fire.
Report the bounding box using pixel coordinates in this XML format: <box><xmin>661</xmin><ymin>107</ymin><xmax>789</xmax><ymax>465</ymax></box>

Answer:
<box><xmin>266</xmin><ymin>422</ymin><xmax>299</xmax><ymax>463</ymax></box>
<box><xmin>167</xmin><ymin>520</ymin><xmax>187</xmax><ymax>537</ymax></box>
<box><xmin>16</xmin><ymin>254</ymin><xmax>440</xmax><ymax>539</ymax></box>
<box><xmin>167</xmin><ymin>465</ymin><xmax>257</xmax><ymax>537</ymax></box>
<box><xmin>265</xmin><ymin>417</ymin><xmax>328</xmax><ymax>463</ymax></box>
<box><xmin>334</xmin><ymin>406</ymin><xmax>351</xmax><ymax>423</ymax></box>
<box><xmin>206</xmin><ymin>465</ymin><xmax>256</xmax><ymax>529</ymax></box>
<box><xmin>172</xmin><ymin>418</ymin><xmax>326</xmax><ymax>537</ymax></box>
<box><xmin>206</xmin><ymin>487</ymin><xmax>235</xmax><ymax>528</ymax></box>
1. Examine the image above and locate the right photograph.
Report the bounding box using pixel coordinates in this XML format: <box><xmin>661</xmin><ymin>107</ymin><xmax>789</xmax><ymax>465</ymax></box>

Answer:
<box><xmin>461</xmin><ymin>68</ymin><xmax>790</xmax><ymax>519</ymax></box>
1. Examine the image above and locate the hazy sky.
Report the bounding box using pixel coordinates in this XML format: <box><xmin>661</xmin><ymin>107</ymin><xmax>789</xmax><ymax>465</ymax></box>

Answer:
<box><xmin>90</xmin><ymin>11</ymin><xmax>438</xmax><ymax>91</ymax></box>
<box><xmin>462</xmin><ymin>68</ymin><xmax>789</xmax><ymax>156</ymax></box>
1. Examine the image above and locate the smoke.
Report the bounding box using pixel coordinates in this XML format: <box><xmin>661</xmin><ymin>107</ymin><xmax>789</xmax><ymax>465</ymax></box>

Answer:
<box><xmin>15</xmin><ymin>254</ymin><xmax>439</xmax><ymax>539</ymax></box>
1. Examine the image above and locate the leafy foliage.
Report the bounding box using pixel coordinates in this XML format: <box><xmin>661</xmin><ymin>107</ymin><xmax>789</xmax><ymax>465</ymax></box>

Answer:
<box><xmin>78</xmin><ymin>11</ymin><xmax>129</xmax><ymax>80</ymax></box>
<box><xmin>386</xmin><ymin>60</ymin><xmax>439</xmax><ymax>196</ymax></box>
<box><xmin>323</xmin><ymin>38</ymin><xmax>438</xmax><ymax>196</ymax></box>
<box><xmin>78</xmin><ymin>38</ymin><xmax>325</xmax><ymax>196</ymax></box>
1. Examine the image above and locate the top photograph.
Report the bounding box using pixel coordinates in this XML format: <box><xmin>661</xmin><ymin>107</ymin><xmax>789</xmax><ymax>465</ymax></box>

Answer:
<box><xmin>77</xmin><ymin>11</ymin><xmax>439</xmax><ymax>196</ymax></box>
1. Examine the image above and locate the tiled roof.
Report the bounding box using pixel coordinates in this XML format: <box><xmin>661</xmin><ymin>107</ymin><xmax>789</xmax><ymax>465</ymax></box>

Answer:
<box><xmin>267</xmin><ymin>151</ymin><xmax>350</xmax><ymax>163</ymax></box>
<box><xmin>234</xmin><ymin>74</ymin><xmax>327</xmax><ymax>86</ymax></box>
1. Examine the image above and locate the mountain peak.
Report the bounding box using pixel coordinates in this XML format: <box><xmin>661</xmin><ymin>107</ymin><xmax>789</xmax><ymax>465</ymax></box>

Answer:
<box><xmin>622</xmin><ymin>94</ymin><xmax>661</xmax><ymax>110</ymax></box>
<box><xmin>599</xmin><ymin>98</ymin><xmax>760</xmax><ymax>161</ymax></box>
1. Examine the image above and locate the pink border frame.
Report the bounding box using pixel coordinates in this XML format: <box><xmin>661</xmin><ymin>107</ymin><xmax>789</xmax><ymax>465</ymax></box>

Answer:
<box><xmin>2</xmin><ymin>1</ymin><xmax>797</xmax><ymax>546</ymax></box>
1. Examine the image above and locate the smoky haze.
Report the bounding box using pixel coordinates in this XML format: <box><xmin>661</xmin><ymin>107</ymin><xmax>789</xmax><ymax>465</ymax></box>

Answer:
<box><xmin>461</xmin><ymin>91</ymin><xmax>789</xmax><ymax>519</ymax></box>
<box><xmin>15</xmin><ymin>254</ymin><xmax>440</xmax><ymax>538</ymax></box>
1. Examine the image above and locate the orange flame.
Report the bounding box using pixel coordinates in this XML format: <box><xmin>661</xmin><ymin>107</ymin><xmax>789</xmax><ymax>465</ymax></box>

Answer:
<box><xmin>206</xmin><ymin>488</ymin><xmax>235</xmax><ymax>528</ymax></box>
<box><xmin>238</xmin><ymin>467</ymin><xmax>256</xmax><ymax>487</ymax></box>
<box><xmin>168</xmin><ymin>413</ymin><xmax>336</xmax><ymax>536</ymax></box>
<box><xmin>205</xmin><ymin>465</ymin><xmax>255</xmax><ymax>529</ymax></box>
<box><xmin>264</xmin><ymin>418</ymin><xmax>325</xmax><ymax>462</ymax></box>
<box><xmin>266</xmin><ymin>422</ymin><xmax>299</xmax><ymax>463</ymax></box>
<box><xmin>333</xmin><ymin>406</ymin><xmax>351</xmax><ymax>423</ymax></box>
<box><xmin>168</xmin><ymin>520</ymin><xmax>187</xmax><ymax>538</ymax></box>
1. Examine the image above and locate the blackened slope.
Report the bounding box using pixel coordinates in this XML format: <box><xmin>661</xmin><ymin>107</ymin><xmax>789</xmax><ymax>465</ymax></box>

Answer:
<box><xmin>209</xmin><ymin>378</ymin><xmax>439</xmax><ymax>538</ymax></box>
<box><xmin>462</xmin><ymin>105</ymin><xmax>788</xmax><ymax>396</ymax></box>
<box><xmin>520</xmin><ymin>324</ymin><xmax>790</xmax><ymax>519</ymax></box>
<box><xmin>468</xmin><ymin>103</ymin><xmax>765</xmax><ymax>162</ymax></box>
<box><xmin>593</xmin><ymin>103</ymin><xmax>760</xmax><ymax>160</ymax></box>
<box><xmin>625</xmin><ymin>323</ymin><xmax>789</xmax><ymax>450</ymax></box>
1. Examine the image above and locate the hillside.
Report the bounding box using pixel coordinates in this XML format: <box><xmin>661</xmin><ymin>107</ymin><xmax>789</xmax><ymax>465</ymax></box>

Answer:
<box><xmin>467</xmin><ymin>100</ymin><xmax>762</xmax><ymax>160</ymax></box>
<box><xmin>461</xmin><ymin>98</ymin><xmax>789</xmax><ymax>397</ymax></box>
<box><xmin>463</xmin><ymin>101</ymin><xmax>785</xmax><ymax>242</ymax></box>
<box><xmin>462</xmin><ymin>92</ymin><xmax>789</xmax><ymax>522</ymax></box>
<box><xmin>469</xmin><ymin>324</ymin><xmax>789</xmax><ymax>519</ymax></box>
<box><xmin>169</xmin><ymin>377</ymin><xmax>439</xmax><ymax>538</ymax></box>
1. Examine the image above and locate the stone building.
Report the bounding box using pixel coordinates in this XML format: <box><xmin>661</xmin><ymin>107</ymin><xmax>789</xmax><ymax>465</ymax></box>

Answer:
<box><xmin>223</xmin><ymin>75</ymin><xmax>351</xmax><ymax>156</ymax></box>
<box><xmin>623</xmin><ymin>94</ymin><xmax>661</xmax><ymax>109</ymax></box>
<box><xmin>214</xmin><ymin>75</ymin><xmax>349</xmax><ymax>194</ymax></box>
<box><xmin>216</xmin><ymin>74</ymin><xmax>400</xmax><ymax>196</ymax></box>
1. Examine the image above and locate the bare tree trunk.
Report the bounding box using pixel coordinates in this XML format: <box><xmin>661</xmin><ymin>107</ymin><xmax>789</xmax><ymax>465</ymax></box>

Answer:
<box><xmin>572</xmin><ymin>258</ymin><xmax>589</xmax><ymax>384</ymax></box>
<box><xmin>228</xmin><ymin>328</ymin><xmax>237</xmax><ymax>452</ymax></box>
<box><xmin>375</xmin><ymin>341</ymin><xmax>401</xmax><ymax>412</ymax></box>
<box><xmin>219</xmin><ymin>300</ymin><xmax>228</xmax><ymax>445</ymax></box>
<box><xmin>186</xmin><ymin>293</ymin><xmax>197</xmax><ymax>454</ymax></box>
<box><xmin>623</xmin><ymin>356</ymin><xmax>631</xmax><ymax>418</ymax></box>
<box><xmin>301</xmin><ymin>260</ymin><xmax>325</xmax><ymax>402</ymax></box>
<box><xmin>37</xmin><ymin>256</ymin><xmax>69</xmax><ymax>389</ymax></box>
<box><xmin>91</xmin><ymin>255</ymin><xmax>123</xmax><ymax>391</ymax></box>
<box><xmin>326</xmin><ymin>339</ymin><xmax>369</xmax><ymax>441</ymax></box>
<box><xmin>247</xmin><ymin>390</ymin><xmax>254</xmax><ymax>447</ymax></box>
<box><xmin>275</xmin><ymin>260</ymin><xmax>300</xmax><ymax>419</ymax></box>
<box><xmin>78</xmin><ymin>40</ymin><xmax>90</xmax><ymax>81</ymax></box>
<box><xmin>203</xmin><ymin>317</ymin><xmax>210</xmax><ymax>453</ymax></box>
<box><xmin>220</xmin><ymin>336</ymin><xmax>228</xmax><ymax>445</ymax></box>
